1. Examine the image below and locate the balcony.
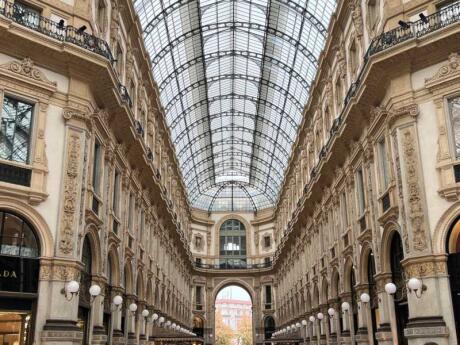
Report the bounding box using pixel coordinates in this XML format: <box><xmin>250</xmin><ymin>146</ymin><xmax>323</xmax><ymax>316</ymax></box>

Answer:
<box><xmin>0</xmin><ymin>0</ymin><xmax>113</xmax><ymax>61</ymax></box>
<box><xmin>194</xmin><ymin>258</ymin><xmax>272</xmax><ymax>270</ymax></box>
<box><xmin>368</xmin><ymin>3</ymin><xmax>460</xmax><ymax>57</ymax></box>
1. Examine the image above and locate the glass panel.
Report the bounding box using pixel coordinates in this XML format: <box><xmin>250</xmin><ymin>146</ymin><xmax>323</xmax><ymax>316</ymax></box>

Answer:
<box><xmin>134</xmin><ymin>0</ymin><xmax>336</xmax><ymax>211</ymax></box>
<box><xmin>449</xmin><ymin>96</ymin><xmax>460</xmax><ymax>159</ymax></box>
<box><xmin>0</xmin><ymin>96</ymin><xmax>33</xmax><ymax>164</ymax></box>
<box><xmin>0</xmin><ymin>211</ymin><xmax>39</xmax><ymax>258</ymax></box>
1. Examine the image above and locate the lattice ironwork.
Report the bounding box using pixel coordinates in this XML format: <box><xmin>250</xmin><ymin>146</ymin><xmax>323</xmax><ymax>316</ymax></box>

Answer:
<box><xmin>134</xmin><ymin>0</ymin><xmax>336</xmax><ymax>211</ymax></box>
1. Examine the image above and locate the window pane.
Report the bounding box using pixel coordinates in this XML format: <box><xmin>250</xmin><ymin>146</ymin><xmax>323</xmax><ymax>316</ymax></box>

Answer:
<box><xmin>449</xmin><ymin>97</ymin><xmax>460</xmax><ymax>159</ymax></box>
<box><xmin>1</xmin><ymin>213</ymin><xmax>22</xmax><ymax>256</ymax></box>
<box><xmin>378</xmin><ymin>138</ymin><xmax>389</xmax><ymax>190</ymax></box>
<box><xmin>0</xmin><ymin>96</ymin><xmax>33</xmax><ymax>163</ymax></box>
<box><xmin>92</xmin><ymin>140</ymin><xmax>102</xmax><ymax>194</ymax></box>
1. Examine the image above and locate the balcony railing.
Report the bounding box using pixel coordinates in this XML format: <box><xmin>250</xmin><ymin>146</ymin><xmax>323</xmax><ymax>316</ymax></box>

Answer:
<box><xmin>368</xmin><ymin>2</ymin><xmax>460</xmax><ymax>56</ymax></box>
<box><xmin>0</xmin><ymin>0</ymin><xmax>113</xmax><ymax>61</ymax></box>
<box><xmin>194</xmin><ymin>259</ymin><xmax>272</xmax><ymax>270</ymax></box>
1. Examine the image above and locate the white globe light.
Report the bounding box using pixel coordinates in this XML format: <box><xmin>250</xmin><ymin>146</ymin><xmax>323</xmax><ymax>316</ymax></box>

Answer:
<box><xmin>129</xmin><ymin>303</ymin><xmax>138</xmax><ymax>312</ymax></box>
<box><xmin>159</xmin><ymin>316</ymin><xmax>165</xmax><ymax>323</ymax></box>
<box><xmin>309</xmin><ymin>315</ymin><xmax>315</xmax><ymax>322</ymax></box>
<box><xmin>317</xmin><ymin>312</ymin><xmax>324</xmax><ymax>320</ymax></box>
<box><xmin>113</xmin><ymin>295</ymin><xmax>123</xmax><ymax>306</ymax></box>
<box><xmin>89</xmin><ymin>284</ymin><xmax>101</xmax><ymax>297</ymax></box>
<box><xmin>296</xmin><ymin>322</ymin><xmax>301</xmax><ymax>328</ymax></box>
<box><xmin>328</xmin><ymin>308</ymin><xmax>335</xmax><ymax>316</ymax></box>
<box><xmin>302</xmin><ymin>319</ymin><xmax>307</xmax><ymax>326</ymax></box>
<box><xmin>385</xmin><ymin>282</ymin><xmax>397</xmax><ymax>295</ymax></box>
<box><xmin>287</xmin><ymin>326</ymin><xmax>291</xmax><ymax>330</ymax></box>
<box><xmin>360</xmin><ymin>293</ymin><xmax>370</xmax><ymax>303</ymax></box>
<box><xmin>152</xmin><ymin>313</ymin><xmax>159</xmax><ymax>320</ymax></box>
<box><xmin>408</xmin><ymin>278</ymin><xmax>422</xmax><ymax>291</ymax></box>
<box><xmin>341</xmin><ymin>301</ymin><xmax>350</xmax><ymax>312</ymax></box>
<box><xmin>66</xmin><ymin>280</ymin><xmax>80</xmax><ymax>294</ymax></box>
<box><xmin>172</xmin><ymin>323</ymin><xmax>176</xmax><ymax>329</ymax></box>
<box><xmin>166</xmin><ymin>320</ymin><xmax>171</xmax><ymax>326</ymax></box>
<box><xmin>142</xmin><ymin>309</ymin><xmax>149</xmax><ymax>317</ymax></box>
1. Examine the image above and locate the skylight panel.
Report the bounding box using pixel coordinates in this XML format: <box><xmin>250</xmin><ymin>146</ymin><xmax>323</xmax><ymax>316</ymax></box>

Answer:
<box><xmin>135</xmin><ymin>0</ymin><xmax>336</xmax><ymax>211</ymax></box>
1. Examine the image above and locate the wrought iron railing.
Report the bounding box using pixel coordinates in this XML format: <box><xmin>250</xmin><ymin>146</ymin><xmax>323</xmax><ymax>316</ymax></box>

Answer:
<box><xmin>368</xmin><ymin>2</ymin><xmax>460</xmax><ymax>56</ymax></box>
<box><xmin>194</xmin><ymin>259</ymin><xmax>272</xmax><ymax>270</ymax></box>
<box><xmin>0</xmin><ymin>0</ymin><xmax>113</xmax><ymax>61</ymax></box>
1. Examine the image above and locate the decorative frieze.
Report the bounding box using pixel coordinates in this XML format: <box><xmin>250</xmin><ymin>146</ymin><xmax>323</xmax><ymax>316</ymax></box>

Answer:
<box><xmin>59</xmin><ymin>131</ymin><xmax>84</xmax><ymax>256</ymax></box>
<box><xmin>401</xmin><ymin>127</ymin><xmax>428</xmax><ymax>252</ymax></box>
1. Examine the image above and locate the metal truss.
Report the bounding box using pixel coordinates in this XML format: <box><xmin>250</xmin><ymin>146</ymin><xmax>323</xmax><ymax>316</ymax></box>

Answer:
<box><xmin>164</xmin><ymin>73</ymin><xmax>305</xmax><ymax>114</ymax></box>
<box><xmin>174</xmin><ymin>114</ymin><xmax>294</xmax><ymax>152</ymax></box>
<box><xmin>176</xmin><ymin>126</ymin><xmax>291</xmax><ymax>160</ymax></box>
<box><xmin>183</xmin><ymin>155</ymin><xmax>283</xmax><ymax>194</ymax></box>
<box><xmin>206</xmin><ymin>181</ymin><xmax>258</xmax><ymax>212</ymax></box>
<box><xmin>179</xmin><ymin>138</ymin><xmax>287</xmax><ymax>180</ymax></box>
<box><xmin>140</xmin><ymin>0</ymin><xmax>328</xmax><ymax>37</ymax></box>
<box><xmin>159</xmin><ymin>50</ymin><xmax>311</xmax><ymax>92</ymax></box>
<box><xmin>134</xmin><ymin>0</ymin><xmax>336</xmax><ymax>211</ymax></box>
<box><xmin>150</xmin><ymin>22</ymin><xmax>319</xmax><ymax>66</ymax></box>
<box><xmin>187</xmin><ymin>164</ymin><xmax>279</xmax><ymax>203</ymax></box>
<box><xmin>170</xmin><ymin>93</ymin><xmax>299</xmax><ymax>135</ymax></box>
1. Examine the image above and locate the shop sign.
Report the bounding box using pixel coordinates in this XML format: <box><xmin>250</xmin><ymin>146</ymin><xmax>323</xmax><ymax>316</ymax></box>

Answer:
<box><xmin>0</xmin><ymin>256</ymin><xmax>39</xmax><ymax>293</ymax></box>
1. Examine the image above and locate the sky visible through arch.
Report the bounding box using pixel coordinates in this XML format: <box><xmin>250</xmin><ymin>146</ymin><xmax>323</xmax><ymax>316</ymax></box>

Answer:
<box><xmin>216</xmin><ymin>285</ymin><xmax>251</xmax><ymax>302</ymax></box>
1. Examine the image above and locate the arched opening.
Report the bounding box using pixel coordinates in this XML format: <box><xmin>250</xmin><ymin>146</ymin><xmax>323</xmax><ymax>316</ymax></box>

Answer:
<box><xmin>215</xmin><ymin>285</ymin><xmax>253</xmax><ymax>345</ymax></box>
<box><xmin>219</xmin><ymin>219</ymin><xmax>247</xmax><ymax>268</ymax></box>
<box><xmin>0</xmin><ymin>210</ymin><xmax>40</xmax><ymax>345</ymax></box>
<box><xmin>390</xmin><ymin>232</ymin><xmax>408</xmax><ymax>345</ymax></box>
<box><xmin>331</xmin><ymin>270</ymin><xmax>342</xmax><ymax>334</ymax></box>
<box><xmin>78</xmin><ymin>236</ymin><xmax>93</xmax><ymax>344</ymax></box>
<box><xmin>367</xmin><ymin>251</ymin><xmax>379</xmax><ymax>344</ymax></box>
<box><xmin>193</xmin><ymin>315</ymin><xmax>204</xmax><ymax>338</ymax></box>
<box><xmin>264</xmin><ymin>316</ymin><xmax>275</xmax><ymax>339</ymax></box>
<box><xmin>447</xmin><ymin>217</ymin><xmax>460</xmax><ymax>343</ymax></box>
<box><xmin>349</xmin><ymin>268</ymin><xmax>358</xmax><ymax>335</ymax></box>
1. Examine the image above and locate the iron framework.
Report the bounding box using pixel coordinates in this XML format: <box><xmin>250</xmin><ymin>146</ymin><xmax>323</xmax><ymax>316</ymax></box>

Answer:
<box><xmin>134</xmin><ymin>0</ymin><xmax>336</xmax><ymax>211</ymax></box>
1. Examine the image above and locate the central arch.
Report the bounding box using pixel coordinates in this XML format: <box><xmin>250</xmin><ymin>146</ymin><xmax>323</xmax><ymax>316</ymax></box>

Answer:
<box><xmin>213</xmin><ymin>279</ymin><xmax>255</xmax><ymax>345</ymax></box>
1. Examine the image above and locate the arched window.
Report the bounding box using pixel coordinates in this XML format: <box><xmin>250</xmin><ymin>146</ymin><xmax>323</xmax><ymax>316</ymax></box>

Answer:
<box><xmin>390</xmin><ymin>232</ymin><xmax>408</xmax><ymax>345</ymax></box>
<box><xmin>193</xmin><ymin>315</ymin><xmax>204</xmax><ymax>337</ymax></box>
<box><xmin>0</xmin><ymin>210</ymin><xmax>40</xmax><ymax>345</ymax></box>
<box><xmin>0</xmin><ymin>211</ymin><xmax>39</xmax><ymax>258</ymax></box>
<box><xmin>264</xmin><ymin>316</ymin><xmax>275</xmax><ymax>339</ymax></box>
<box><xmin>219</xmin><ymin>219</ymin><xmax>246</xmax><ymax>268</ymax></box>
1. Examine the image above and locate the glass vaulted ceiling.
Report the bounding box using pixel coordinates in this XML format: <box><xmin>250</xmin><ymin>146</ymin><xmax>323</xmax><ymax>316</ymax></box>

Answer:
<box><xmin>134</xmin><ymin>0</ymin><xmax>336</xmax><ymax>212</ymax></box>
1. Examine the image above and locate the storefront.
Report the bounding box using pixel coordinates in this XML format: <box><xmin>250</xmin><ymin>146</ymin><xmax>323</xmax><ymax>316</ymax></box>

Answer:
<box><xmin>0</xmin><ymin>210</ymin><xmax>40</xmax><ymax>345</ymax></box>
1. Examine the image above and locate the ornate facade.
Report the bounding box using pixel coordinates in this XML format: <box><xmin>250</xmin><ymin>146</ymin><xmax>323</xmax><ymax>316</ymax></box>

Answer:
<box><xmin>0</xmin><ymin>0</ymin><xmax>460</xmax><ymax>345</ymax></box>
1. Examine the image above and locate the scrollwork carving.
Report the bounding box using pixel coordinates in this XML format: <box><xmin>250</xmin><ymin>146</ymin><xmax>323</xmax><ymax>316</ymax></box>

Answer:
<box><xmin>401</xmin><ymin>128</ymin><xmax>428</xmax><ymax>252</ymax></box>
<box><xmin>59</xmin><ymin>133</ymin><xmax>82</xmax><ymax>255</ymax></box>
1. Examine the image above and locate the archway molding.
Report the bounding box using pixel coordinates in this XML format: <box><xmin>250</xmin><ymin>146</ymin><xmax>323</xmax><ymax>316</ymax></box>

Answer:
<box><xmin>380</xmin><ymin>220</ymin><xmax>404</xmax><ymax>273</ymax></box>
<box><xmin>82</xmin><ymin>223</ymin><xmax>103</xmax><ymax>275</ymax></box>
<box><xmin>107</xmin><ymin>245</ymin><xmax>120</xmax><ymax>286</ymax></box>
<box><xmin>432</xmin><ymin>202</ymin><xmax>460</xmax><ymax>254</ymax></box>
<box><xmin>212</xmin><ymin>278</ymin><xmax>255</xmax><ymax>303</ymax></box>
<box><xmin>359</xmin><ymin>241</ymin><xmax>373</xmax><ymax>284</ymax></box>
<box><xmin>343</xmin><ymin>255</ymin><xmax>355</xmax><ymax>292</ymax></box>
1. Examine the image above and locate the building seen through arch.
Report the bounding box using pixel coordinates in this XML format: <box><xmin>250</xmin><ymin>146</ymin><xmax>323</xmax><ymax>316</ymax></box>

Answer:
<box><xmin>0</xmin><ymin>0</ymin><xmax>460</xmax><ymax>344</ymax></box>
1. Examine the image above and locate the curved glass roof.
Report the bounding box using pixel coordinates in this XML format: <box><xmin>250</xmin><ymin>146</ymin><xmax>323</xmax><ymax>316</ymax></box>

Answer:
<box><xmin>134</xmin><ymin>0</ymin><xmax>336</xmax><ymax>212</ymax></box>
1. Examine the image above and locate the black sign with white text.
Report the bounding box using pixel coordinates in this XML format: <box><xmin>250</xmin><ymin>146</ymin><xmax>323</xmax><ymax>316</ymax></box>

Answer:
<box><xmin>0</xmin><ymin>256</ymin><xmax>39</xmax><ymax>293</ymax></box>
